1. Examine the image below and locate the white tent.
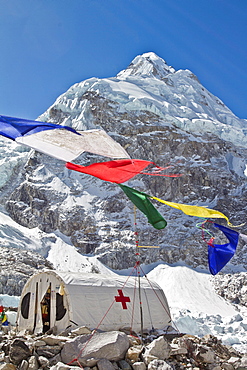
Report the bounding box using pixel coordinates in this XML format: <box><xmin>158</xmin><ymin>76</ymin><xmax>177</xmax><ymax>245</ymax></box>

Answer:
<box><xmin>16</xmin><ymin>270</ymin><xmax>171</xmax><ymax>334</ymax></box>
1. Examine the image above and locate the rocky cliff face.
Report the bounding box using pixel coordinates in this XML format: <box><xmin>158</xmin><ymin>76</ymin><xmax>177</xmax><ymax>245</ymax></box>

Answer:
<box><xmin>0</xmin><ymin>246</ymin><xmax>53</xmax><ymax>296</ymax></box>
<box><xmin>1</xmin><ymin>52</ymin><xmax>247</xmax><ymax>273</ymax></box>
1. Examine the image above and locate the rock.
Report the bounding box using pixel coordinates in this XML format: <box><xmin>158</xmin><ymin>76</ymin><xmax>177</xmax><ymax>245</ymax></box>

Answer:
<box><xmin>71</xmin><ymin>327</ymin><xmax>91</xmax><ymax>336</ymax></box>
<box><xmin>239</xmin><ymin>355</ymin><xmax>247</xmax><ymax>368</ymax></box>
<box><xmin>147</xmin><ymin>359</ymin><xmax>173</xmax><ymax>370</ymax></box>
<box><xmin>49</xmin><ymin>362</ymin><xmax>82</xmax><ymax>370</ymax></box>
<box><xmin>144</xmin><ymin>355</ymin><xmax>158</xmax><ymax>365</ymax></box>
<box><xmin>9</xmin><ymin>339</ymin><xmax>31</xmax><ymax>365</ymax></box>
<box><xmin>48</xmin><ymin>353</ymin><xmax>62</xmax><ymax>367</ymax></box>
<box><xmin>170</xmin><ymin>343</ymin><xmax>187</xmax><ymax>355</ymax></box>
<box><xmin>19</xmin><ymin>360</ymin><xmax>28</xmax><ymax>370</ymax></box>
<box><xmin>37</xmin><ymin>356</ymin><xmax>50</xmax><ymax>368</ymax></box>
<box><xmin>193</xmin><ymin>344</ymin><xmax>215</xmax><ymax>364</ymax></box>
<box><xmin>0</xmin><ymin>364</ymin><xmax>16</xmax><ymax>370</ymax></box>
<box><xmin>27</xmin><ymin>355</ymin><xmax>39</xmax><ymax>370</ymax></box>
<box><xmin>36</xmin><ymin>345</ymin><xmax>61</xmax><ymax>358</ymax></box>
<box><xmin>143</xmin><ymin>336</ymin><xmax>171</xmax><ymax>364</ymax></box>
<box><xmin>132</xmin><ymin>362</ymin><xmax>146</xmax><ymax>370</ymax></box>
<box><xmin>221</xmin><ymin>363</ymin><xmax>234</xmax><ymax>370</ymax></box>
<box><xmin>97</xmin><ymin>358</ymin><xmax>116</xmax><ymax>370</ymax></box>
<box><xmin>0</xmin><ymin>352</ymin><xmax>5</xmax><ymax>363</ymax></box>
<box><xmin>128</xmin><ymin>336</ymin><xmax>142</xmax><ymax>347</ymax></box>
<box><xmin>61</xmin><ymin>330</ymin><xmax>129</xmax><ymax>367</ymax></box>
<box><xmin>33</xmin><ymin>340</ymin><xmax>46</xmax><ymax>348</ymax></box>
<box><xmin>126</xmin><ymin>346</ymin><xmax>143</xmax><ymax>363</ymax></box>
<box><xmin>118</xmin><ymin>359</ymin><xmax>132</xmax><ymax>369</ymax></box>
<box><xmin>40</xmin><ymin>336</ymin><xmax>68</xmax><ymax>347</ymax></box>
<box><xmin>228</xmin><ymin>356</ymin><xmax>241</xmax><ymax>366</ymax></box>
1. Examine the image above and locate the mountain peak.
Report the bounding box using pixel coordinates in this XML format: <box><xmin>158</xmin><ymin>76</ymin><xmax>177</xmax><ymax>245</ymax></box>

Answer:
<box><xmin>117</xmin><ymin>52</ymin><xmax>176</xmax><ymax>79</ymax></box>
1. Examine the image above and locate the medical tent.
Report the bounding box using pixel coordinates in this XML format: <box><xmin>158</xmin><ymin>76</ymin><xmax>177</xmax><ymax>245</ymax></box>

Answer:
<box><xmin>16</xmin><ymin>270</ymin><xmax>171</xmax><ymax>334</ymax></box>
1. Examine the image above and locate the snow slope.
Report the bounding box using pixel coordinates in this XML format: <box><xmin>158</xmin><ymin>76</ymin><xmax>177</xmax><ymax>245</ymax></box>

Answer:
<box><xmin>148</xmin><ymin>264</ymin><xmax>237</xmax><ymax>316</ymax></box>
<box><xmin>148</xmin><ymin>264</ymin><xmax>247</xmax><ymax>352</ymax></box>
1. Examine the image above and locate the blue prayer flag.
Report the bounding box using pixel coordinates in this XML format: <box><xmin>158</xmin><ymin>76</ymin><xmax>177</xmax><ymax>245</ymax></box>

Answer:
<box><xmin>208</xmin><ymin>223</ymin><xmax>239</xmax><ymax>275</ymax></box>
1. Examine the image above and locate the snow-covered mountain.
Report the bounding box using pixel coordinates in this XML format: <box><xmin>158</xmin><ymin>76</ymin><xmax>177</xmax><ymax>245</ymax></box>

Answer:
<box><xmin>0</xmin><ymin>52</ymin><xmax>247</xmax><ymax>351</ymax></box>
<box><xmin>3</xmin><ymin>52</ymin><xmax>246</xmax><ymax>270</ymax></box>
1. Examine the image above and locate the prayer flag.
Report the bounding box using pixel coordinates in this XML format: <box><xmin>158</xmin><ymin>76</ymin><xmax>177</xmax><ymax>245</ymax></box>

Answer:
<box><xmin>151</xmin><ymin>196</ymin><xmax>230</xmax><ymax>224</ymax></box>
<box><xmin>66</xmin><ymin>159</ymin><xmax>153</xmax><ymax>183</ymax></box>
<box><xmin>208</xmin><ymin>223</ymin><xmax>239</xmax><ymax>275</ymax></box>
<box><xmin>119</xmin><ymin>184</ymin><xmax>167</xmax><ymax>229</ymax></box>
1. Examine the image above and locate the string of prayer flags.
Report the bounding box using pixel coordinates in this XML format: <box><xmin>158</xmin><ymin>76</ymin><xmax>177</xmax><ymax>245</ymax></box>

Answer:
<box><xmin>119</xmin><ymin>184</ymin><xmax>167</xmax><ymax>230</ymax></box>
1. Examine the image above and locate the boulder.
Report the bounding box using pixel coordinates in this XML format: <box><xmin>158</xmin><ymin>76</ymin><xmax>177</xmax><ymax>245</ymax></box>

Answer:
<box><xmin>9</xmin><ymin>339</ymin><xmax>31</xmax><ymax>365</ymax></box>
<box><xmin>118</xmin><ymin>359</ymin><xmax>132</xmax><ymax>369</ymax></box>
<box><xmin>49</xmin><ymin>362</ymin><xmax>82</xmax><ymax>370</ymax></box>
<box><xmin>33</xmin><ymin>340</ymin><xmax>46</xmax><ymax>348</ymax></box>
<box><xmin>60</xmin><ymin>331</ymin><xmax>129</xmax><ymax>367</ymax></box>
<box><xmin>193</xmin><ymin>344</ymin><xmax>215</xmax><ymax>364</ymax></box>
<box><xmin>143</xmin><ymin>336</ymin><xmax>171</xmax><ymax>364</ymax></box>
<box><xmin>126</xmin><ymin>346</ymin><xmax>143</xmax><ymax>363</ymax></box>
<box><xmin>40</xmin><ymin>336</ymin><xmax>68</xmax><ymax>346</ymax></box>
<box><xmin>97</xmin><ymin>358</ymin><xmax>116</xmax><ymax>370</ymax></box>
<box><xmin>0</xmin><ymin>364</ymin><xmax>16</xmax><ymax>370</ymax></box>
<box><xmin>132</xmin><ymin>362</ymin><xmax>146</xmax><ymax>370</ymax></box>
<box><xmin>48</xmin><ymin>353</ymin><xmax>62</xmax><ymax>367</ymax></box>
<box><xmin>71</xmin><ymin>327</ymin><xmax>91</xmax><ymax>336</ymax></box>
<box><xmin>239</xmin><ymin>355</ymin><xmax>247</xmax><ymax>368</ymax></box>
<box><xmin>36</xmin><ymin>345</ymin><xmax>61</xmax><ymax>358</ymax></box>
<box><xmin>221</xmin><ymin>364</ymin><xmax>234</xmax><ymax>370</ymax></box>
<box><xmin>37</xmin><ymin>356</ymin><xmax>50</xmax><ymax>368</ymax></box>
<box><xmin>19</xmin><ymin>360</ymin><xmax>28</xmax><ymax>370</ymax></box>
<box><xmin>27</xmin><ymin>356</ymin><xmax>39</xmax><ymax>370</ymax></box>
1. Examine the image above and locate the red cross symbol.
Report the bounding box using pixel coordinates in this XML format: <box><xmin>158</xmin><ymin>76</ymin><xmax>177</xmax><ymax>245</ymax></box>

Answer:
<box><xmin>115</xmin><ymin>289</ymin><xmax>130</xmax><ymax>309</ymax></box>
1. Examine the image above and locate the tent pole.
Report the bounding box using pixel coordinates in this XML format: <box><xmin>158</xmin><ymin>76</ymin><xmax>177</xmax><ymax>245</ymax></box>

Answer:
<box><xmin>33</xmin><ymin>282</ymin><xmax>39</xmax><ymax>333</ymax></box>
<box><xmin>137</xmin><ymin>261</ymin><xmax>144</xmax><ymax>341</ymax></box>
<box><xmin>134</xmin><ymin>205</ymin><xmax>144</xmax><ymax>341</ymax></box>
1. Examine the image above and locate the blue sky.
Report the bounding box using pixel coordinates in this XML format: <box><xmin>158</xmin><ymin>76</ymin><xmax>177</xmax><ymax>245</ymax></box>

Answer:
<box><xmin>0</xmin><ymin>0</ymin><xmax>246</xmax><ymax>120</ymax></box>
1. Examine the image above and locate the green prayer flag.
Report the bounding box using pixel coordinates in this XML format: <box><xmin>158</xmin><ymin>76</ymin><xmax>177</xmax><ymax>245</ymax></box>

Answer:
<box><xmin>119</xmin><ymin>184</ymin><xmax>167</xmax><ymax>230</ymax></box>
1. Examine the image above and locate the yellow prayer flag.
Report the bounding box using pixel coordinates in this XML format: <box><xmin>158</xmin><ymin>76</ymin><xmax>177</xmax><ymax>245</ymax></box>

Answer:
<box><xmin>150</xmin><ymin>196</ymin><xmax>230</xmax><ymax>223</ymax></box>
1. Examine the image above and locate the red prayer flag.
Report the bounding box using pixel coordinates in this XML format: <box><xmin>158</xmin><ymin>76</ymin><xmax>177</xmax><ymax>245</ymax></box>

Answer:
<box><xmin>66</xmin><ymin>159</ymin><xmax>152</xmax><ymax>183</ymax></box>
<box><xmin>66</xmin><ymin>159</ymin><xmax>181</xmax><ymax>183</ymax></box>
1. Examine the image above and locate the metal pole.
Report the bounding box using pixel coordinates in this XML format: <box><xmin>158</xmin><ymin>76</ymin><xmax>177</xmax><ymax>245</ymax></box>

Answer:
<box><xmin>134</xmin><ymin>205</ymin><xmax>144</xmax><ymax>341</ymax></box>
<box><xmin>137</xmin><ymin>261</ymin><xmax>144</xmax><ymax>341</ymax></box>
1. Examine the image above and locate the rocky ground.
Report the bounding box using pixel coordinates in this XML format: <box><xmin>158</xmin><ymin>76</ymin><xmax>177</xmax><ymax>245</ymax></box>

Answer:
<box><xmin>0</xmin><ymin>325</ymin><xmax>246</xmax><ymax>370</ymax></box>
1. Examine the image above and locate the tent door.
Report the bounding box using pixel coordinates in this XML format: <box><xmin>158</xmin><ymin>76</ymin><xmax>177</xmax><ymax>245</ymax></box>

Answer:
<box><xmin>40</xmin><ymin>284</ymin><xmax>51</xmax><ymax>333</ymax></box>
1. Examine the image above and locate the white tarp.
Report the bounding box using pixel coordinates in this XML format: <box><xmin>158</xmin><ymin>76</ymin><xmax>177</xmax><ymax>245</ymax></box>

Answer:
<box><xmin>16</xmin><ymin>129</ymin><xmax>130</xmax><ymax>161</ymax></box>
<box><xmin>16</xmin><ymin>270</ymin><xmax>171</xmax><ymax>334</ymax></box>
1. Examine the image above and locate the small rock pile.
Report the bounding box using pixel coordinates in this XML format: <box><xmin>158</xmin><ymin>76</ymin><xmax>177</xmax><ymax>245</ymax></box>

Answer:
<box><xmin>0</xmin><ymin>326</ymin><xmax>246</xmax><ymax>370</ymax></box>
